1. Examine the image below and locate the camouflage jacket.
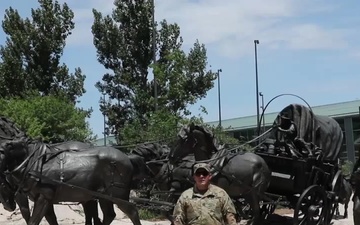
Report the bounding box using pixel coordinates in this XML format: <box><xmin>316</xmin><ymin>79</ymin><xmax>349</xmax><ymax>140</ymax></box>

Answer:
<box><xmin>173</xmin><ymin>184</ymin><xmax>237</xmax><ymax>225</ymax></box>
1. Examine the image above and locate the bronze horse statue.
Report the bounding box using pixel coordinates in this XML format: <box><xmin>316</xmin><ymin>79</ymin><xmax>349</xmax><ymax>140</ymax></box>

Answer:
<box><xmin>0</xmin><ymin>115</ymin><xmax>102</xmax><ymax>225</ymax></box>
<box><xmin>168</xmin><ymin>123</ymin><xmax>271</xmax><ymax>225</ymax></box>
<box><xmin>8</xmin><ymin>141</ymin><xmax>172</xmax><ymax>225</ymax></box>
<box><xmin>0</xmin><ymin>136</ymin><xmax>142</xmax><ymax>225</ymax></box>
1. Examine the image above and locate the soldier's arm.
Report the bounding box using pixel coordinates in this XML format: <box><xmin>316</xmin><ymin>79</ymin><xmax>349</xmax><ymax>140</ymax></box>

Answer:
<box><xmin>173</xmin><ymin>195</ymin><xmax>186</xmax><ymax>225</ymax></box>
<box><xmin>289</xmin><ymin>124</ymin><xmax>296</xmax><ymax>133</ymax></box>
<box><xmin>277</xmin><ymin>126</ymin><xmax>289</xmax><ymax>133</ymax></box>
<box><xmin>221</xmin><ymin>193</ymin><xmax>237</xmax><ymax>225</ymax></box>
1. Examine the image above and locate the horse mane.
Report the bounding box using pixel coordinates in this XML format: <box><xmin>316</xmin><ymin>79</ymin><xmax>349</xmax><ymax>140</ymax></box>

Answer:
<box><xmin>131</xmin><ymin>143</ymin><xmax>169</xmax><ymax>159</ymax></box>
<box><xmin>193</xmin><ymin>125</ymin><xmax>218</xmax><ymax>153</ymax></box>
<box><xmin>0</xmin><ymin>136</ymin><xmax>29</xmax><ymax>148</ymax></box>
<box><xmin>0</xmin><ymin>116</ymin><xmax>27</xmax><ymax>141</ymax></box>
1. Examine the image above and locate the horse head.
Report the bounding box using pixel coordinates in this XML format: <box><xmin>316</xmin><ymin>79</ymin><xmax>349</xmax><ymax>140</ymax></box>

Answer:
<box><xmin>0</xmin><ymin>137</ymin><xmax>29</xmax><ymax>171</ymax></box>
<box><xmin>169</xmin><ymin>122</ymin><xmax>217</xmax><ymax>163</ymax></box>
<box><xmin>0</xmin><ymin>137</ymin><xmax>28</xmax><ymax>212</ymax></box>
<box><xmin>129</xmin><ymin>143</ymin><xmax>171</xmax><ymax>183</ymax></box>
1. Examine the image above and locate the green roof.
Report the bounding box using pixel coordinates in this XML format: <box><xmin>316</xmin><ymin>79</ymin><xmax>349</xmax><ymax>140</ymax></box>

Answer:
<box><xmin>206</xmin><ymin>100</ymin><xmax>360</xmax><ymax>131</ymax></box>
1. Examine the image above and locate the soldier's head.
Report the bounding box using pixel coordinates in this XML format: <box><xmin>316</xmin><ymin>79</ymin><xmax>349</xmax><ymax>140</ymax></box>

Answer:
<box><xmin>279</xmin><ymin>112</ymin><xmax>292</xmax><ymax>126</ymax></box>
<box><xmin>192</xmin><ymin>163</ymin><xmax>212</xmax><ymax>191</ymax></box>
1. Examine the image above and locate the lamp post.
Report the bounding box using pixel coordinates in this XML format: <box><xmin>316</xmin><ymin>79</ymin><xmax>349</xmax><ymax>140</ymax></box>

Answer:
<box><xmin>217</xmin><ymin>69</ymin><xmax>222</xmax><ymax>128</ymax></box>
<box><xmin>254</xmin><ymin>40</ymin><xmax>260</xmax><ymax>135</ymax></box>
<box><xmin>152</xmin><ymin>0</ymin><xmax>158</xmax><ymax>111</ymax></box>
<box><xmin>259</xmin><ymin>92</ymin><xmax>265</xmax><ymax>133</ymax></box>
<box><xmin>102</xmin><ymin>94</ymin><xmax>107</xmax><ymax>146</ymax></box>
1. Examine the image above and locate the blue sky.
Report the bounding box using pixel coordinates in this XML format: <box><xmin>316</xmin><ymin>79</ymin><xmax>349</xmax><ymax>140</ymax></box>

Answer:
<box><xmin>1</xmin><ymin>0</ymin><xmax>359</xmax><ymax>138</ymax></box>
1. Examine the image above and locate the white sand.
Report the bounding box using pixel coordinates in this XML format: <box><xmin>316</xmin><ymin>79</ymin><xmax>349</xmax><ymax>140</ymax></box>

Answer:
<box><xmin>0</xmin><ymin>200</ymin><xmax>353</xmax><ymax>225</ymax></box>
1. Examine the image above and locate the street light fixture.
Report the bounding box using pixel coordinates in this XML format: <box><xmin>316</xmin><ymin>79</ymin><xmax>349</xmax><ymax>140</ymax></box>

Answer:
<box><xmin>217</xmin><ymin>69</ymin><xmax>222</xmax><ymax>128</ymax></box>
<box><xmin>254</xmin><ymin>40</ymin><xmax>260</xmax><ymax>135</ymax></box>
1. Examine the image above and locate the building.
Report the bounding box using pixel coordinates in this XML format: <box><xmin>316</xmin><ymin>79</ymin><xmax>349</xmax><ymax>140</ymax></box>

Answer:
<box><xmin>207</xmin><ymin>100</ymin><xmax>360</xmax><ymax>163</ymax></box>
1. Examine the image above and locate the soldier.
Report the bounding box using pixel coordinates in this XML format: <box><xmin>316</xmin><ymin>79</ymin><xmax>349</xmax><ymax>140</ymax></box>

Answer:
<box><xmin>274</xmin><ymin>113</ymin><xmax>300</xmax><ymax>157</ymax></box>
<box><xmin>274</xmin><ymin>113</ymin><xmax>313</xmax><ymax>157</ymax></box>
<box><xmin>173</xmin><ymin>162</ymin><xmax>237</xmax><ymax>225</ymax></box>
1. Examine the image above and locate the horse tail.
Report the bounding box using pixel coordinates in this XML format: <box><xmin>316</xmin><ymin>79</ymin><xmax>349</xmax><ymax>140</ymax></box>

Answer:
<box><xmin>253</xmin><ymin>157</ymin><xmax>272</xmax><ymax>197</ymax></box>
<box><xmin>128</xmin><ymin>155</ymin><xmax>146</xmax><ymax>176</ymax></box>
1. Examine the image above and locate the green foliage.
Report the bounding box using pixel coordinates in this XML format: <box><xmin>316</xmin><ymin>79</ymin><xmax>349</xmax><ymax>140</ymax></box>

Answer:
<box><xmin>341</xmin><ymin>160</ymin><xmax>354</xmax><ymax>178</ymax></box>
<box><xmin>92</xmin><ymin>0</ymin><xmax>217</xmax><ymax>139</ymax></box>
<box><xmin>120</xmin><ymin>109</ymin><xmax>180</xmax><ymax>145</ymax></box>
<box><xmin>0</xmin><ymin>0</ymin><xmax>86</xmax><ymax>103</ymax></box>
<box><xmin>138</xmin><ymin>209</ymin><xmax>165</xmax><ymax>220</ymax></box>
<box><xmin>212</xmin><ymin>126</ymin><xmax>241</xmax><ymax>146</ymax></box>
<box><xmin>0</xmin><ymin>95</ymin><xmax>95</xmax><ymax>143</ymax></box>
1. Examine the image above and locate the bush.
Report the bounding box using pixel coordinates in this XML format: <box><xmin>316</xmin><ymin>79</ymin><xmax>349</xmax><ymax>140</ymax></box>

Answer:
<box><xmin>341</xmin><ymin>160</ymin><xmax>354</xmax><ymax>178</ymax></box>
<box><xmin>138</xmin><ymin>208</ymin><xmax>168</xmax><ymax>221</ymax></box>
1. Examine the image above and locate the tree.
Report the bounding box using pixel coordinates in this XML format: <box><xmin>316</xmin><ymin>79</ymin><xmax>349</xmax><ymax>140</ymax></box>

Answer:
<box><xmin>0</xmin><ymin>95</ymin><xmax>94</xmax><ymax>143</ymax></box>
<box><xmin>120</xmin><ymin>109</ymin><xmax>180</xmax><ymax>146</ymax></box>
<box><xmin>0</xmin><ymin>0</ymin><xmax>86</xmax><ymax>103</ymax></box>
<box><xmin>92</xmin><ymin>0</ymin><xmax>217</xmax><ymax>142</ymax></box>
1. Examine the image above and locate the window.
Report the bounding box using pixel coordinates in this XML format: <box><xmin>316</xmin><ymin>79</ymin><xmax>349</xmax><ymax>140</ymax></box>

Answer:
<box><xmin>353</xmin><ymin>117</ymin><xmax>360</xmax><ymax>131</ymax></box>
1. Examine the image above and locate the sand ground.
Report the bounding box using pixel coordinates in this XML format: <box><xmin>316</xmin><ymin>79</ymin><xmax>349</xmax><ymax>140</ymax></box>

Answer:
<box><xmin>0</xmin><ymin>200</ymin><xmax>354</xmax><ymax>225</ymax></box>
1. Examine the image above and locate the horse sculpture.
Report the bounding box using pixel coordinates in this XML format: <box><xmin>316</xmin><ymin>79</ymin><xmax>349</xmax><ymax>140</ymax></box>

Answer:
<box><xmin>4</xmin><ymin>140</ymin><xmax>103</xmax><ymax>225</ymax></box>
<box><xmin>0</xmin><ymin>136</ymin><xmax>142</xmax><ymax>225</ymax></box>
<box><xmin>0</xmin><ymin>115</ymin><xmax>103</xmax><ymax>225</ymax></box>
<box><xmin>168</xmin><ymin>123</ymin><xmax>271</xmax><ymax>225</ymax></box>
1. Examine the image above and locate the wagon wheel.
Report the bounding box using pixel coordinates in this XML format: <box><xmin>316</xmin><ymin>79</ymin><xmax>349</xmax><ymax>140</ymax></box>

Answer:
<box><xmin>293</xmin><ymin>185</ymin><xmax>327</xmax><ymax>225</ymax></box>
<box><xmin>327</xmin><ymin>170</ymin><xmax>343</xmax><ymax>222</ymax></box>
<box><xmin>261</xmin><ymin>203</ymin><xmax>276</xmax><ymax>219</ymax></box>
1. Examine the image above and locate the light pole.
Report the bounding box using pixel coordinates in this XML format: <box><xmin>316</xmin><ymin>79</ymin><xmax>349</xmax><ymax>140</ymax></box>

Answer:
<box><xmin>152</xmin><ymin>0</ymin><xmax>158</xmax><ymax>111</ymax></box>
<box><xmin>259</xmin><ymin>92</ymin><xmax>265</xmax><ymax>133</ymax></box>
<box><xmin>102</xmin><ymin>93</ymin><xmax>107</xmax><ymax>146</ymax></box>
<box><xmin>217</xmin><ymin>69</ymin><xmax>222</xmax><ymax>128</ymax></box>
<box><xmin>254</xmin><ymin>40</ymin><xmax>260</xmax><ymax>135</ymax></box>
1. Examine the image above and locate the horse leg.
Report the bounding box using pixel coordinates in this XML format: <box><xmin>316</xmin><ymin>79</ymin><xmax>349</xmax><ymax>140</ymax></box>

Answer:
<box><xmin>245</xmin><ymin>191</ymin><xmax>261</xmax><ymax>225</ymax></box>
<box><xmin>113</xmin><ymin>192</ymin><xmax>141</xmax><ymax>225</ymax></box>
<box><xmin>44</xmin><ymin>204</ymin><xmax>58</xmax><ymax>225</ymax></box>
<box><xmin>115</xmin><ymin>202</ymin><xmax>141</xmax><ymax>225</ymax></box>
<box><xmin>344</xmin><ymin>202</ymin><xmax>348</xmax><ymax>218</ymax></box>
<box><xmin>82</xmin><ymin>200</ymin><xmax>102</xmax><ymax>225</ymax></box>
<box><xmin>335</xmin><ymin>204</ymin><xmax>340</xmax><ymax>218</ymax></box>
<box><xmin>28</xmin><ymin>194</ymin><xmax>51</xmax><ymax>225</ymax></box>
<box><xmin>353</xmin><ymin>195</ymin><xmax>360</xmax><ymax>225</ymax></box>
<box><xmin>98</xmin><ymin>199</ymin><xmax>116</xmax><ymax>225</ymax></box>
<box><xmin>15</xmin><ymin>192</ymin><xmax>30</xmax><ymax>223</ymax></box>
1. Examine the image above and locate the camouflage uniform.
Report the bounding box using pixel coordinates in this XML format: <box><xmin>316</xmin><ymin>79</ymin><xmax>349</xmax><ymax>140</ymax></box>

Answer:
<box><xmin>173</xmin><ymin>184</ymin><xmax>237</xmax><ymax>225</ymax></box>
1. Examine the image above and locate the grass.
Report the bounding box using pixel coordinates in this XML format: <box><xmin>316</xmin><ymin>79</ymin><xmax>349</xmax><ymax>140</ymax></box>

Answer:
<box><xmin>138</xmin><ymin>208</ymin><xmax>169</xmax><ymax>221</ymax></box>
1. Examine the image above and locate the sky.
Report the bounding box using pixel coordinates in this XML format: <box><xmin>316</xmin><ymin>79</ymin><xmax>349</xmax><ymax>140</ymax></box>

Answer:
<box><xmin>0</xmin><ymin>0</ymin><xmax>359</xmax><ymax>138</ymax></box>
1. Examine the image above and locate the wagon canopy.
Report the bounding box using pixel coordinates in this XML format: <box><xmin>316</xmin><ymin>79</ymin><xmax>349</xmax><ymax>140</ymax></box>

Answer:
<box><xmin>273</xmin><ymin>104</ymin><xmax>343</xmax><ymax>161</ymax></box>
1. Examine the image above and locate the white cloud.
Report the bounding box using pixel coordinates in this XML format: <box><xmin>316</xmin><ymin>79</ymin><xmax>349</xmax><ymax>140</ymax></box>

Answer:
<box><xmin>64</xmin><ymin>0</ymin><xmax>356</xmax><ymax>58</ymax></box>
